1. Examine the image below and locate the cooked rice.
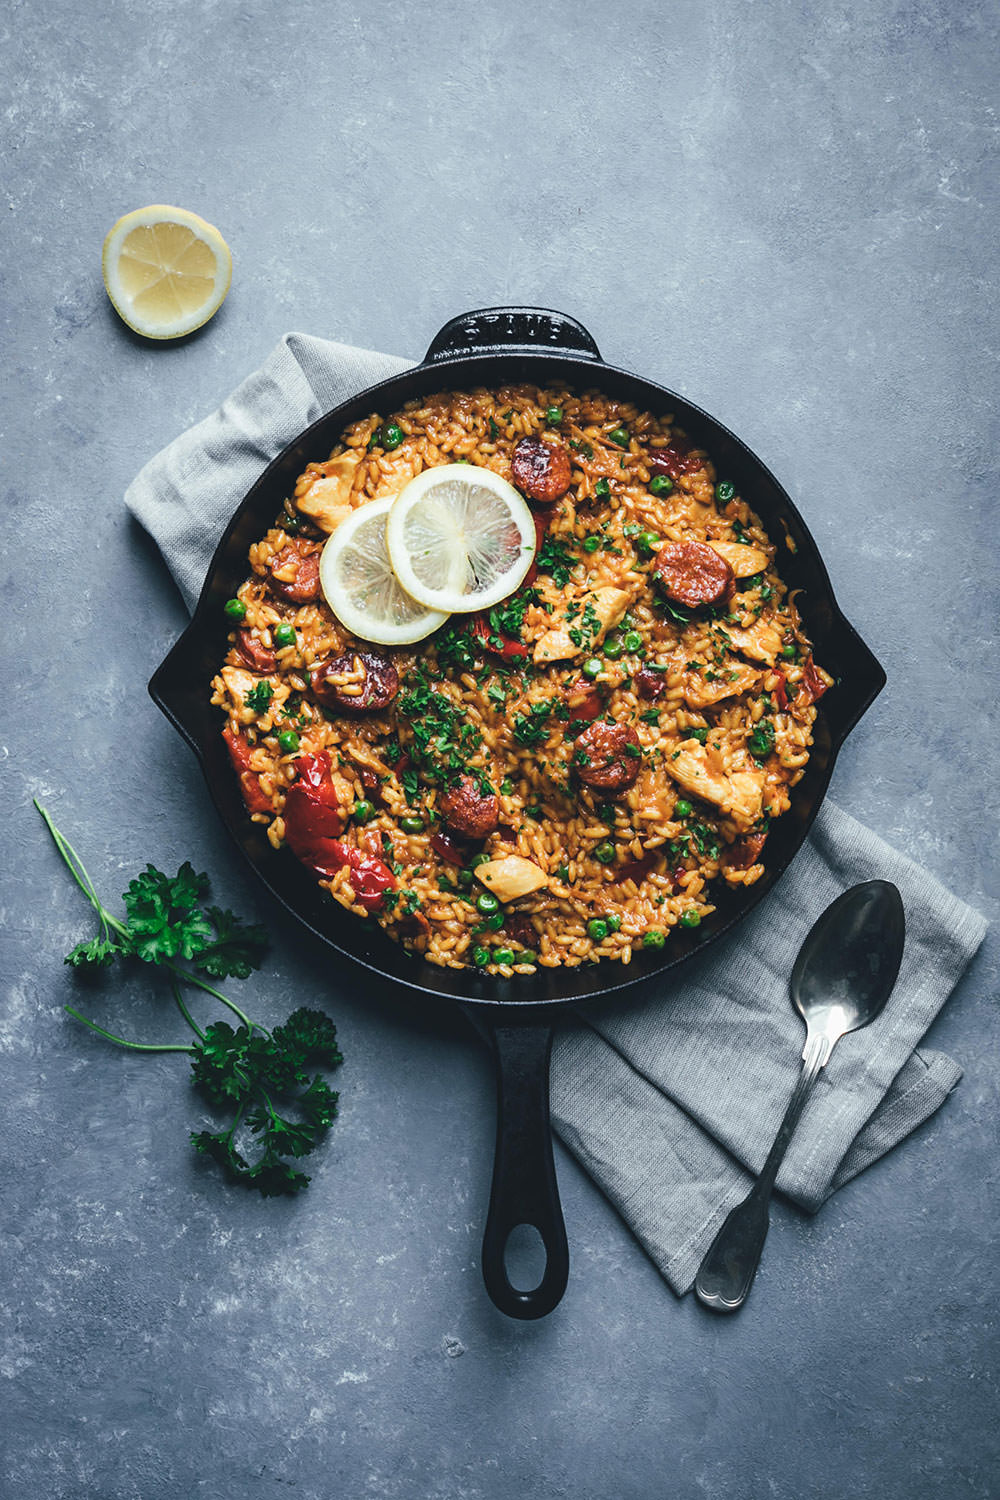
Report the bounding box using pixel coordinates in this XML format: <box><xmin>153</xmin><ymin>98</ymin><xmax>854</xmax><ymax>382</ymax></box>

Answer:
<box><xmin>211</xmin><ymin>386</ymin><xmax>830</xmax><ymax>973</ymax></box>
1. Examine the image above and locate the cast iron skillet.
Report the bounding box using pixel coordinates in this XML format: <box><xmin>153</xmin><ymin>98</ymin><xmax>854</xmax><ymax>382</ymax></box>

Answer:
<box><xmin>149</xmin><ymin>306</ymin><xmax>885</xmax><ymax>1320</ymax></box>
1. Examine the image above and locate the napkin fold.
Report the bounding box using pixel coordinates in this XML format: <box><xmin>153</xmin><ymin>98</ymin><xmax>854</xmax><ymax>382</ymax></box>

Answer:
<box><xmin>127</xmin><ymin>333</ymin><xmax>987</xmax><ymax>1295</ymax></box>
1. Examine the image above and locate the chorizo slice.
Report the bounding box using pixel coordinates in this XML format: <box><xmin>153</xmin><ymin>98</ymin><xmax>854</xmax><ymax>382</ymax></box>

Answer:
<box><xmin>310</xmin><ymin>650</ymin><xmax>399</xmax><ymax>713</ymax></box>
<box><xmin>575</xmin><ymin>721</ymin><xmax>642</xmax><ymax>794</ymax></box>
<box><xmin>565</xmin><ymin>678</ymin><xmax>603</xmax><ymax>723</ymax></box>
<box><xmin>511</xmin><ymin>436</ymin><xmax>572</xmax><ymax>504</ymax></box>
<box><xmin>722</xmin><ymin>831</ymin><xmax>768</xmax><ymax>870</ymax></box>
<box><xmin>654</xmin><ymin>541</ymin><xmax>735</xmax><ymax>609</ymax></box>
<box><xmin>635</xmin><ymin>667</ymin><xmax>669</xmax><ymax>702</ymax></box>
<box><xmin>438</xmin><ymin>775</ymin><xmax>500</xmax><ymax>841</ymax></box>
<box><xmin>234</xmin><ymin>628</ymin><xmax>277</xmax><ymax>673</ymax></box>
<box><xmin>266</xmin><ymin>540</ymin><xmax>322</xmax><ymax>603</ymax></box>
<box><xmin>647</xmin><ymin>441</ymin><xmax>703</xmax><ymax>479</ymax></box>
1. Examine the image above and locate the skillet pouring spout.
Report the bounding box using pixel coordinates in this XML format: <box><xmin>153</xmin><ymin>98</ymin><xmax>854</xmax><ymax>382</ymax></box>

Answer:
<box><xmin>148</xmin><ymin>304</ymin><xmax>885</xmax><ymax>1319</ymax></box>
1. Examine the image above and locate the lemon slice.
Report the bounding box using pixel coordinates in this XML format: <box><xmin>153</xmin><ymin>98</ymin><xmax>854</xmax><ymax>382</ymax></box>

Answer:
<box><xmin>385</xmin><ymin>464</ymin><xmax>536</xmax><ymax>614</ymax></box>
<box><xmin>102</xmin><ymin>205</ymin><xmax>232</xmax><ymax>339</ymax></box>
<box><xmin>319</xmin><ymin>495</ymin><xmax>451</xmax><ymax>645</ymax></box>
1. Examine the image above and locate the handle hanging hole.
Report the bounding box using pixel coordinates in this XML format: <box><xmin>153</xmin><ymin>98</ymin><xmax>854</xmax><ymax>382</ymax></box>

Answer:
<box><xmin>503</xmin><ymin>1223</ymin><xmax>548</xmax><ymax>1294</ymax></box>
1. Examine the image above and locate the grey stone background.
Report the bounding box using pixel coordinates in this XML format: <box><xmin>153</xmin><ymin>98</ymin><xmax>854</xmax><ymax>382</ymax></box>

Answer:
<box><xmin>2</xmin><ymin>1</ymin><xmax>997</xmax><ymax>1496</ymax></box>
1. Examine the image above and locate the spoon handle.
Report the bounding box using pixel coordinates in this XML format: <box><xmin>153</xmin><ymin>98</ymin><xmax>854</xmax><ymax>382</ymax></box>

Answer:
<box><xmin>694</xmin><ymin>1032</ymin><xmax>829</xmax><ymax>1312</ymax></box>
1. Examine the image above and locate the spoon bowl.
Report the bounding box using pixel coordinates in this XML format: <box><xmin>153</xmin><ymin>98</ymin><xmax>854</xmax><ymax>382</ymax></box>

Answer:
<box><xmin>791</xmin><ymin>879</ymin><xmax>906</xmax><ymax>1038</ymax></box>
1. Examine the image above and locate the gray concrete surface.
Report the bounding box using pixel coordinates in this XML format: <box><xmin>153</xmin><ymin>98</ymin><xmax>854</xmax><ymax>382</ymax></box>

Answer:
<box><xmin>2</xmin><ymin>1</ymin><xmax>997</xmax><ymax>1496</ymax></box>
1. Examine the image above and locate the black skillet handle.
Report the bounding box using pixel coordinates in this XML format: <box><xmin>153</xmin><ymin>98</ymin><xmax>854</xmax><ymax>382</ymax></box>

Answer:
<box><xmin>425</xmin><ymin>306</ymin><xmax>602</xmax><ymax>364</ymax></box>
<box><xmin>481</xmin><ymin>1022</ymin><xmax>570</xmax><ymax>1320</ymax></box>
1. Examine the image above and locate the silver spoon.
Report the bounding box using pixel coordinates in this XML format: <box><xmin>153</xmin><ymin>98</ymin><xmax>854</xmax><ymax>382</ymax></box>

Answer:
<box><xmin>695</xmin><ymin>879</ymin><xmax>905</xmax><ymax>1313</ymax></box>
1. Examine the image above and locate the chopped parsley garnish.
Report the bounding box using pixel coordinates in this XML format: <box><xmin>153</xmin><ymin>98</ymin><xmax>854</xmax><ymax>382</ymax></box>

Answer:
<box><xmin>244</xmin><ymin>680</ymin><xmax>273</xmax><ymax>714</ymax></box>
<box><xmin>398</xmin><ymin>671</ymin><xmax>486</xmax><ymax>790</ymax></box>
<box><xmin>434</xmin><ymin>620</ymin><xmax>477</xmax><ymax>671</ymax></box>
<box><xmin>569</xmin><ymin>438</ymin><xmax>594</xmax><ymax>459</ymax></box>
<box><xmin>536</xmin><ymin>534</ymin><xmax>577</xmax><ymax>588</ymax></box>
<box><xmin>689</xmin><ymin>820</ymin><xmax>721</xmax><ymax>861</ymax></box>
<box><xmin>512</xmin><ymin>699</ymin><xmax>554</xmax><ymax>747</ymax></box>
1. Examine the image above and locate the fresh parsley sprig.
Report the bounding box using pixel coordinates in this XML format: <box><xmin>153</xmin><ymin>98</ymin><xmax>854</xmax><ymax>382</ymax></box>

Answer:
<box><xmin>36</xmin><ymin>802</ymin><xmax>343</xmax><ymax>1197</ymax></box>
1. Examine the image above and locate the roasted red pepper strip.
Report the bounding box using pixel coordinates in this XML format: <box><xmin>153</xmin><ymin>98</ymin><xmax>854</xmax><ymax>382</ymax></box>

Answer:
<box><xmin>281</xmin><ymin>752</ymin><xmax>347</xmax><ymax>877</ymax></box>
<box><xmin>470</xmin><ymin>612</ymin><xmax>530</xmax><ymax>662</ymax></box>
<box><xmin>772</xmin><ymin>671</ymin><xmax>789</xmax><ymax>711</ymax></box>
<box><xmin>431</xmin><ymin>830</ymin><xmax>466</xmax><ymax>866</ymax></box>
<box><xmin>800</xmin><ymin>654</ymin><xmax>829</xmax><ymax>706</ymax></box>
<box><xmin>344</xmin><ymin>850</ymin><xmax>396</xmax><ymax>912</ymax></box>
<box><xmin>295</xmin><ymin>752</ymin><xmax>342</xmax><ymax>807</ymax></box>
<box><xmin>222</xmin><ymin>728</ymin><xmax>273</xmax><ymax>815</ymax></box>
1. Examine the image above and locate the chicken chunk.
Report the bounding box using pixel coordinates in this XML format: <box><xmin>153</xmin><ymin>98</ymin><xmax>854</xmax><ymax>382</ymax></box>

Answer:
<box><xmin>666</xmin><ymin>739</ymin><xmax>765</xmax><ymax>829</ymax></box>
<box><xmin>721</xmin><ymin>619</ymin><xmax>785</xmax><ymax>665</ymax></box>
<box><xmin>220</xmin><ymin>665</ymin><xmax>261</xmax><ymax>704</ymax></box>
<box><xmin>680</xmin><ymin>660</ymin><xmax>762</xmax><ymax>710</ymax></box>
<box><xmin>707</xmin><ymin>540</ymin><xmax>771</xmax><ymax>577</ymax></box>
<box><xmin>533</xmin><ymin>585</ymin><xmax>634</xmax><ymax>665</ymax></box>
<box><xmin>295</xmin><ymin>450</ymin><xmax>363</xmax><ymax>532</ymax></box>
<box><xmin>474</xmin><ymin>855</ymin><xmax>550</xmax><ymax>903</ymax></box>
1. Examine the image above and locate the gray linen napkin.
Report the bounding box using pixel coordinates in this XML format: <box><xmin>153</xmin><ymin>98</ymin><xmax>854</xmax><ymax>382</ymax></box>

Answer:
<box><xmin>127</xmin><ymin>333</ymin><xmax>987</xmax><ymax>1295</ymax></box>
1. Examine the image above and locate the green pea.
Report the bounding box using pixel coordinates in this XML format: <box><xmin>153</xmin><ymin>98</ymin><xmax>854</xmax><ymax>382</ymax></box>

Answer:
<box><xmin>680</xmin><ymin>909</ymin><xmax>702</xmax><ymax>928</ymax></box>
<box><xmin>583</xmin><ymin>535</ymin><xmax>600</xmax><ymax>553</ymax></box>
<box><xmin>643</xmin><ymin>929</ymin><xmax>666</xmax><ymax>949</ymax></box>
<box><xmin>587</xmin><ymin>918</ymin><xmax>609</xmax><ymax>942</ymax></box>
<box><xmin>473</xmin><ymin>946</ymin><xmax>490</xmax><ymax>968</ymax></box>
<box><xmin>716</xmin><ymin>481</ymin><xmax>735</xmax><ymax>502</ymax></box>
<box><xmin>637</xmin><ymin>532</ymin><xmax>660</xmax><ymax>556</ymax></box>
<box><xmin>649</xmin><ymin>475</ymin><xmax>673</xmax><ymax>496</ymax></box>
<box><xmin>351</xmin><ymin>799</ymin><xmax>375</xmax><ymax>824</ymax></box>
<box><xmin>594</xmin><ymin>841</ymin><xmax>616</xmax><ymax>865</ymax></box>
<box><xmin>277</xmin><ymin>729</ymin><xmax>300</xmax><ymax>754</ymax></box>
<box><xmin>470</xmin><ymin>852</ymin><xmax>492</xmax><ymax>869</ymax></box>
<box><xmin>400</xmin><ymin>816</ymin><xmax>424</xmax><ymax>834</ymax></box>
<box><xmin>609</xmin><ymin>426</ymin><xmax>630</xmax><ymax>448</ymax></box>
<box><xmin>518</xmin><ymin>951</ymin><xmax>537</xmax><ymax>966</ymax></box>
<box><xmin>476</xmin><ymin>891</ymin><xmax>500</xmax><ymax>915</ymax></box>
<box><xmin>582</xmin><ymin>657</ymin><xmax>603</xmax><ymax>680</ymax></box>
<box><xmin>594</xmin><ymin>478</ymin><xmax>611</xmax><ymax>499</ymax></box>
<box><xmin>493</xmin><ymin>947</ymin><xmax>515</xmax><ymax>966</ymax></box>
<box><xmin>606</xmin><ymin>914</ymin><xmax>622</xmax><ymax>933</ymax></box>
<box><xmin>273</xmin><ymin>623</ymin><xmax>296</xmax><ymax>648</ymax></box>
<box><xmin>484</xmin><ymin>911</ymin><xmax>506</xmax><ymax>932</ymax></box>
<box><xmin>674</xmin><ymin>799</ymin><xmax>693</xmax><ymax>819</ymax></box>
<box><xmin>500</xmin><ymin>779</ymin><xmax>515</xmax><ymax>795</ymax></box>
<box><xmin>603</xmin><ymin>635</ymin><xmax>624</xmax><ymax>661</ymax></box>
<box><xmin>623</xmin><ymin>631</ymin><xmax>643</xmax><ymax>653</ymax></box>
<box><xmin>224</xmin><ymin>598</ymin><xmax>247</xmax><ymax>621</ymax></box>
<box><xmin>546</xmin><ymin>406</ymin><xmax>563</xmax><ymax>425</ymax></box>
<box><xmin>382</xmin><ymin>423</ymin><xmax>404</xmax><ymax>451</ymax></box>
<box><xmin>781</xmin><ymin>643</ymin><xmax>798</xmax><ymax>659</ymax></box>
<box><xmin>457</xmin><ymin>868</ymin><xmax>474</xmax><ymax>889</ymax></box>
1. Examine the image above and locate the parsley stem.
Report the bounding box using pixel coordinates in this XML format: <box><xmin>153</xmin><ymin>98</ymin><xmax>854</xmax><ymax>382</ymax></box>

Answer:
<box><xmin>170</xmin><ymin>979</ymin><xmax>206</xmax><ymax>1042</ymax></box>
<box><xmin>35</xmin><ymin>801</ymin><xmax>129</xmax><ymax>945</ymax></box>
<box><xmin>168</xmin><ymin>968</ymin><xmax>258</xmax><ymax>1033</ymax></box>
<box><xmin>65</xmin><ymin>1007</ymin><xmax>194</xmax><ymax>1053</ymax></box>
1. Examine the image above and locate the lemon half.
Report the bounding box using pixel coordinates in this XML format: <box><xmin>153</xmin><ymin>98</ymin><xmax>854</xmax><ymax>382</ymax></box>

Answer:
<box><xmin>385</xmin><ymin>464</ymin><xmax>536</xmax><ymax>614</ymax></box>
<box><xmin>319</xmin><ymin>496</ymin><xmax>452</xmax><ymax>646</ymax></box>
<box><xmin>102</xmin><ymin>205</ymin><xmax>232</xmax><ymax>339</ymax></box>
